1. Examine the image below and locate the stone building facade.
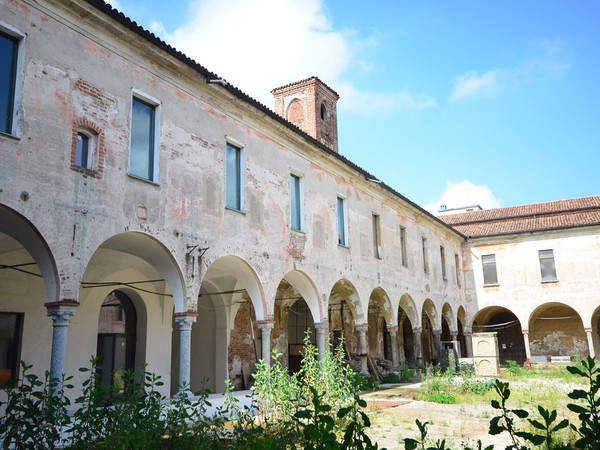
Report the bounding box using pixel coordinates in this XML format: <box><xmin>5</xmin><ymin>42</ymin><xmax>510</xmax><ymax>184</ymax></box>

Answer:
<box><xmin>441</xmin><ymin>197</ymin><xmax>600</xmax><ymax>365</ymax></box>
<box><xmin>0</xmin><ymin>0</ymin><xmax>470</xmax><ymax>397</ymax></box>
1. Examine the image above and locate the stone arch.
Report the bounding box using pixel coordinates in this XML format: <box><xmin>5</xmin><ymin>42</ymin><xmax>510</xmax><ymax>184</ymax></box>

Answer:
<box><xmin>421</xmin><ymin>299</ymin><xmax>438</xmax><ymax>363</ymax></box>
<box><xmin>591</xmin><ymin>305</ymin><xmax>600</xmax><ymax>359</ymax></box>
<box><xmin>398</xmin><ymin>294</ymin><xmax>418</xmax><ymax>364</ymax></box>
<box><xmin>0</xmin><ymin>205</ymin><xmax>59</xmax><ymax>383</ymax></box>
<box><xmin>74</xmin><ymin>232</ymin><xmax>181</xmax><ymax>398</ymax></box>
<box><xmin>328</xmin><ymin>278</ymin><xmax>363</xmax><ymax>360</ymax></box>
<box><xmin>472</xmin><ymin>306</ymin><xmax>525</xmax><ymax>365</ymax></box>
<box><xmin>198</xmin><ymin>255</ymin><xmax>266</xmax><ymax>392</ymax></box>
<box><xmin>367</xmin><ymin>287</ymin><xmax>393</xmax><ymax>360</ymax></box>
<box><xmin>528</xmin><ymin>302</ymin><xmax>587</xmax><ymax>359</ymax></box>
<box><xmin>0</xmin><ymin>205</ymin><xmax>59</xmax><ymax>302</ymax></box>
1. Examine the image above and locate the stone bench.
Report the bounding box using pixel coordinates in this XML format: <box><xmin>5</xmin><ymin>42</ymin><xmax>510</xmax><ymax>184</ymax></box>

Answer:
<box><xmin>549</xmin><ymin>356</ymin><xmax>572</xmax><ymax>364</ymax></box>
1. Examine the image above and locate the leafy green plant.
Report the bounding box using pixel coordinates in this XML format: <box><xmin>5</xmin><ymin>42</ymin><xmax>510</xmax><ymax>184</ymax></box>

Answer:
<box><xmin>566</xmin><ymin>356</ymin><xmax>600</xmax><ymax>449</ymax></box>
<box><xmin>0</xmin><ymin>361</ymin><xmax>72</xmax><ymax>449</ymax></box>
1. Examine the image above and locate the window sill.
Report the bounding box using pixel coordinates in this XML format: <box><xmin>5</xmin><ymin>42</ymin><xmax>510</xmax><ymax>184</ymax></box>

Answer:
<box><xmin>225</xmin><ymin>206</ymin><xmax>247</xmax><ymax>215</ymax></box>
<box><xmin>338</xmin><ymin>243</ymin><xmax>350</xmax><ymax>249</ymax></box>
<box><xmin>0</xmin><ymin>130</ymin><xmax>20</xmax><ymax>141</ymax></box>
<box><xmin>541</xmin><ymin>279</ymin><xmax>559</xmax><ymax>284</ymax></box>
<box><xmin>483</xmin><ymin>283</ymin><xmax>500</xmax><ymax>288</ymax></box>
<box><xmin>127</xmin><ymin>173</ymin><xmax>160</xmax><ymax>186</ymax></box>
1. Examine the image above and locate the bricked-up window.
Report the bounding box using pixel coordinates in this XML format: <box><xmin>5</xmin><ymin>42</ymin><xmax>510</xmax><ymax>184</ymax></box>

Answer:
<box><xmin>130</xmin><ymin>96</ymin><xmax>158</xmax><ymax>181</ymax></box>
<box><xmin>440</xmin><ymin>246</ymin><xmax>447</xmax><ymax>280</ymax></box>
<box><xmin>0</xmin><ymin>312</ymin><xmax>23</xmax><ymax>388</ymax></box>
<box><xmin>539</xmin><ymin>249</ymin><xmax>558</xmax><ymax>282</ymax></box>
<box><xmin>226</xmin><ymin>142</ymin><xmax>245</xmax><ymax>211</ymax></box>
<box><xmin>290</xmin><ymin>174</ymin><xmax>303</xmax><ymax>231</ymax></box>
<box><xmin>422</xmin><ymin>237</ymin><xmax>429</xmax><ymax>274</ymax></box>
<box><xmin>0</xmin><ymin>29</ymin><xmax>20</xmax><ymax>135</ymax></box>
<box><xmin>400</xmin><ymin>226</ymin><xmax>408</xmax><ymax>267</ymax></box>
<box><xmin>455</xmin><ymin>253</ymin><xmax>461</xmax><ymax>286</ymax></box>
<box><xmin>372</xmin><ymin>213</ymin><xmax>382</xmax><ymax>258</ymax></box>
<box><xmin>337</xmin><ymin>196</ymin><xmax>348</xmax><ymax>246</ymax></box>
<box><xmin>482</xmin><ymin>254</ymin><xmax>498</xmax><ymax>285</ymax></box>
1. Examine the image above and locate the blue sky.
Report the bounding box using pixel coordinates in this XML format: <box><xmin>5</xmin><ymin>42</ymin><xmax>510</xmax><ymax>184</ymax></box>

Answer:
<box><xmin>110</xmin><ymin>0</ymin><xmax>600</xmax><ymax>212</ymax></box>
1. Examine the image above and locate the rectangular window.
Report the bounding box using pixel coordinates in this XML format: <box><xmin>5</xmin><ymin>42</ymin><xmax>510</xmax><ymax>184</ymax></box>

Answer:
<box><xmin>290</xmin><ymin>174</ymin><xmax>302</xmax><ymax>230</ymax></box>
<box><xmin>539</xmin><ymin>249</ymin><xmax>558</xmax><ymax>282</ymax></box>
<box><xmin>400</xmin><ymin>226</ymin><xmax>408</xmax><ymax>267</ymax></box>
<box><xmin>455</xmin><ymin>253</ymin><xmax>461</xmax><ymax>286</ymax></box>
<box><xmin>440</xmin><ymin>246</ymin><xmax>447</xmax><ymax>280</ymax></box>
<box><xmin>0</xmin><ymin>30</ymin><xmax>19</xmax><ymax>135</ymax></box>
<box><xmin>226</xmin><ymin>143</ymin><xmax>243</xmax><ymax>210</ymax></box>
<box><xmin>75</xmin><ymin>132</ymin><xmax>92</xmax><ymax>169</ymax></box>
<box><xmin>372</xmin><ymin>214</ymin><xmax>381</xmax><ymax>258</ymax></box>
<box><xmin>337</xmin><ymin>197</ymin><xmax>348</xmax><ymax>246</ymax></box>
<box><xmin>482</xmin><ymin>254</ymin><xmax>498</xmax><ymax>285</ymax></box>
<box><xmin>130</xmin><ymin>97</ymin><xmax>158</xmax><ymax>181</ymax></box>
<box><xmin>422</xmin><ymin>237</ymin><xmax>429</xmax><ymax>274</ymax></box>
<box><xmin>0</xmin><ymin>312</ymin><xmax>23</xmax><ymax>388</ymax></box>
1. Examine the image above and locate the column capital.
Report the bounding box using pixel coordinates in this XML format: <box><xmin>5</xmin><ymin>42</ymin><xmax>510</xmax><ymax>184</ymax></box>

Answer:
<box><xmin>355</xmin><ymin>323</ymin><xmax>369</xmax><ymax>332</ymax></box>
<box><xmin>314</xmin><ymin>321</ymin><xmax>329</xmax><ymax>332</ymax></box>
<box><xmin>412</xmin><ymin>327</ymin><xmax>423</xmax><ymax>334</ymax></box>
<box><xmin>584</xmin><ymin>327</ymin><xmax>593</xmax><ymax>333</ymax></box>
<box><xmin>387</xmin><ymin>325</ymin><xmax>398</xmax><ymax>334</ymax></box>
<box><xmin>46</xmin><ymin>303</ymin><xmax>78</xmax><ymax>326</ymax></box>
<box><xmin>521</xmin><ymin>329</ymin><xmax>529</xmax><ymax>335</ymax></box>
<box><xmin>433</xmin><ymin>329</ymin><xmax>442</xmax><ymax>336</ymax></box>
<box><xmin>257</xmin><ymin>320</ymin><xmax>275</xmax><ymax>331</ymax></box>
<box><xmin>175</xmin><ymin>314</ymin><xmax>197</xmax><ymax>330</ymax></box>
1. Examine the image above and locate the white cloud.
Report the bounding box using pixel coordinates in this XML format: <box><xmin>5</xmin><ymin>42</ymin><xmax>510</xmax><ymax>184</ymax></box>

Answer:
<box><xmin>338</xmin><ymin>83</ymin><xmax>438</xmax><ymax>114</ymax></box>
<box><xmin>150</xmin><ymin>0</ymin><xmax>433</xmax><ymax>113</ymax></box>
<box><xmin>448</xmin><ymin>70</ymin><xmax>503</xmax><ymax>102</ymax></box>
<box><xmin>424</xmin><ymin>180</ymin><xmax>502</xmax><ymax>214</ymax></box>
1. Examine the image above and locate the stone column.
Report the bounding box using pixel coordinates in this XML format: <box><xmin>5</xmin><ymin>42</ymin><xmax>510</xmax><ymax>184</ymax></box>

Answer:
<box><xmin>464</xmin><ymin>328</ymin><xmax>473</xmax><ymax>358</ymax></box>
<box><xmin>314</xmin><ymin>322</ymin><xmax>329</xmax><ymax>361</ymax></box>
<box><xmin>451</xmin><ymin>331</ymin><xmax>460</xmax><ymax>357</ymax></box>
<box><xmin>433</xmin><ymin>329</ymin><xmax>443</xmax><ymax>362</ymax></box>
<box><xmin>45</xmin><ymin>302</ymin><xmax>78</xmax><ymax>392</ymax></box>
<box><xmin>387</xmin><ymin>325</ymin><xmax>399</xmax><ymax>368</ymax></box>
<box><xmin>522</xmin><ymin>329</ymin><xmax>531</xmax><ymax>361</ymax></box>
<box><xmin>175</xmin><ymin>313</ymin><xmax>197</xmax><ymax>392</ymax></box>
<box><xmin>257</xmin><ymin>321</ymin><xmax>274</xmax><ymax>365</ymax></box>
<box><xmin>585</xmin><ymin>328</ymin><xmax>595</xmax><ymax>358</ymax></box>
<box><xmin>356</xmin><ymin>323</ymin><xmax>369</xmax><ymax>375</ymax></box>
<box><xmin>413</xmin><ymin>327</ymin><xmax>423</xmax><ymax>366</ymax></box>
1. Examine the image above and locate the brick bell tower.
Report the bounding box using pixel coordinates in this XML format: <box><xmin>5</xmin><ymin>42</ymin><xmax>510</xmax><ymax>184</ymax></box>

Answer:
<box><xmin>271</xmin><ymin>76</ymin><xmax>340</xmax><ymax>153</ymax></box>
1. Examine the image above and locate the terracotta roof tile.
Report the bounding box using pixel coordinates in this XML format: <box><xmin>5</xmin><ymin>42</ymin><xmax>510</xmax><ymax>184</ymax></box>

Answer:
<box><xmin>439</xmin><ymin>196</ymin><xmax>600</xmax><ymax>238</ymax></box>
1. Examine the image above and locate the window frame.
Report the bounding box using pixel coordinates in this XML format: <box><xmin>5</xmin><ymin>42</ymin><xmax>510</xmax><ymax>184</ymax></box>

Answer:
<box><xmin>454</xmin><ymin>253</ymin><xmax>461</xmax><ymax>286</ymax></box>
<box><xmin>538</xmin><ymin>249</ymin><xmax>558</xmax><ymax>282</ymax></box>
<box><xmin>399</xmin><ymin>226</ymin><xmax>408</xmax><ymax>268</ymax></box>
<box><xmin>440</xmin><ymin>245</ymin><xmax>447</xmax><ymax>280</ymax></box>
<box><xmin>0</xmin><ymin>23</ymin><xmax>25</xmax><ymax>137</ymax></box>
<box><xmin>75</xmin><ymin>131</ymin><xmax>93</xmax><ymax>170</ymax></box>
<box><xmin>225</xmin><ymin>137</ymin><xmax>246</xmax><ymax>211</ymax></box>
<box><xmin>290</xmin><ymin>173</ymin><xmax>304</xmax><ymax>231</ymax></box>
<box><xmin>336</xmin><ymin>196</ymin><xmax>349</xmax><ymax>247</ymax></box>
<box><xmin>422</xmin><ymin>237</ymin><xmax>429</xmax><ymax>274</ymax></box>
<box><xmin>0</xmin><ymin>312</ymin><xmax>23</xmax><ymax>389</ymax></box>
<box><xmin>372</xmin><ymin>213</ymin><xmax>382</xmax><ymax>259</ymax></box>
<box><xmin>482</xmin><ymin>254</ymin><xmax>499</xmax><ymax>286</ymax></box>
<box><xmin>129</xmin><ymin>92</ymin><xmax>160</xmax><ymax>182</ymax></box>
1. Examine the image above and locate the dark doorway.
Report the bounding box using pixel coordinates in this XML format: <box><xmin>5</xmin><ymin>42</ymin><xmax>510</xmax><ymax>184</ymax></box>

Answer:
<box><xmin>96</xmin><ymin>291</ymin><xmax>137</xmax><ymax>388</ymax></box>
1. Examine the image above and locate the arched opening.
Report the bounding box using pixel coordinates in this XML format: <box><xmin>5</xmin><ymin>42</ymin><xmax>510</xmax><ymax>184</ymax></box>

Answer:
<box><xmin>529</xmin><ymin>303</ymin><xmax>587</xmax><ymax>359</ymax></box>
<box><xmin>328</xmin><ymin>279</ymin><xmax>362</xmax><ymax>366</ymax></box>
<box><xmin>473</xmin><ymin>307</ymin><xmax>525</xmax><ymax>365</ymax></box>
<box><xmin>421</xmin><ymin>299</ymin><xmax>438</xmax><ymax>364</ymax></box>
<box><xmin>398</xmin><ymin>294</ymin><xmax>418</xmax><ymax>365</ymax></box>
<box><xmin>457</xmin><ymin>306</ymin><xmax>467</xmax><ymax>357</ymax></box>
<box><xmin>592</xmin><ymin>305</ymin><xmax>600</xmax><ymax>359</ymax></box>
<box><xmin>287</xmin><ymin>299</ymin><xmax>315</xmax><ymax>374</ymax></box>
<box><xmin>96</xmin><ymin>291</ymin><xmax>137</xmax><ymax>388</ymax></box>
